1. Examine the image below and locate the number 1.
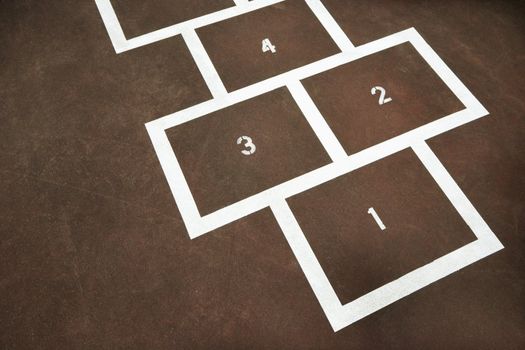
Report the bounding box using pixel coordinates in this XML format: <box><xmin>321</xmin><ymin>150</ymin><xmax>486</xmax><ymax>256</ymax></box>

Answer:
<box><xmin>368</xmin><ymin>207</ymin><xmax>386</xmax><ymax>230</ymax></box>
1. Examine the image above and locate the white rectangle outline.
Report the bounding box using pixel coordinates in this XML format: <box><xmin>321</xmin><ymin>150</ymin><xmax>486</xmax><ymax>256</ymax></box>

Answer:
<box><xmin>271</xmin><ymin>141</ymin><xmax>503</xmax><ymax>332</ymax></box>
<box><xmin>94</xmin><ymin>0</ymin><xmax>350</xmax><ymax>100</ymax></box>
<box><xmin>145</xmin><ymin>27</ymin><xmax>489</xmax><ymax>239</ymax></box>
<box><xmin>94</xmin><ymin>0</ymin><xmax>286</xmax><ymax>53</ymax></box>
<box><xmin>96</xmin><ymin>0</ymin><xmax>503</xmax><ymax>333</ymax></box>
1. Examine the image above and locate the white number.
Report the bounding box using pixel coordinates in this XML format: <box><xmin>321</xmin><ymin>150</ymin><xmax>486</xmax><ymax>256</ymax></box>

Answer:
<box><xmin>371</xmin><ymin>86</ymin><xmax>392</xmax><ymax>105</ymax></box>
<box><xmin>237</xmin><ymin>136</ymin><xmax>256</xmax><ymax>155</ymax></box>
<box><xmin>367</xmin><ymin>207</ymin><xmax>386</xmax><ymax>230</ymax></box>
<box><xmin>261</xmin><ymin>38</ymin><xmax>276</xmax><ymax>54</ymax></box>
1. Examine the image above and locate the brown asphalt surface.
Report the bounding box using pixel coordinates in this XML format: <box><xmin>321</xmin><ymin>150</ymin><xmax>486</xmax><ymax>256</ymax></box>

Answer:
<box><xmin>1</xmin><ymin>0</ymin><xmax>524</xmax><ymax>349</ymax></box>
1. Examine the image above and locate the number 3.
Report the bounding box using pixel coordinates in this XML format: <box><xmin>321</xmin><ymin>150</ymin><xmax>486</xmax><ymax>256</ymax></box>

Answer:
<box><xmin>371</xmin><ymin>86</ymin><xmax>392</xmax><ymax>105</ymax></box>
<box><xmin>237</xmin><ymin>136</ymin><xmax>256</xmax><ymax>155</ymax></box>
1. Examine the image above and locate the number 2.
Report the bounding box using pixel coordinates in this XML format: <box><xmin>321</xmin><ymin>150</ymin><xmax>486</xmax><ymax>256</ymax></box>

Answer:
<box><xmin>371</xmin><ymin>86</ymin><xmax>392</xmax><ymax>105</ymax></box>
<box><xmin>262</xmin><ymin>38</ymin><xmax>276</xmax><ymax>54</ymax></box>
<box><xmin>237</xmin><ymin>136</ymin><xmax>256</xmax><ymax>155</ymax></box>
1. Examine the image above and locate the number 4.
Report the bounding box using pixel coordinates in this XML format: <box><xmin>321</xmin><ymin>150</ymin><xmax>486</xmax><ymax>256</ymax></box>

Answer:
<box><xmin>262</xmin><ymin>38</ymin><xmax>276</xmax><ymax>54</ymax></box>
<box><xmin>371</xmin><ymin>86</ymin><xmax>392</xmax><ymax>105</ymax></box>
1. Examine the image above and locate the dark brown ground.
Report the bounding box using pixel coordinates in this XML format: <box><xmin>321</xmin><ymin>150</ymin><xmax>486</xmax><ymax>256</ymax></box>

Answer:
<box><xmin>0</xmin><ymin>0</ymin><xmax>524</xmax><ymax>349</ymax></box>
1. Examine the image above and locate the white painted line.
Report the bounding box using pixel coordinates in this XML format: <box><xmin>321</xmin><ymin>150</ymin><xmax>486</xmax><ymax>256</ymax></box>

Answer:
<box><xmin>270</xmin><ymin>145</ymin><xmax>503</xmax><ymax>332</ymax></box>
<box><xmin>147</xmin><ymin>28</ymin><xmax>418</xmax><ymax>131</ymax></box>
<box><xmin>287</xmin><ymin>80</ymin><xmax>348</xmax><ymax>162</ymax></box>
<box><xmin>94</xmin><ymin>0</ymin><xmax>127</xmax><ymax>53</ymax></box>
<box><xmin>412</xmin><ymin>141</ymin><xmax>503</xmax><ymax>244</ymax></box>
<box><xmin>335</xmin><ymin>239</ymin><xmax>502</xmax><ymax>331</ymax></box>
<box><xmin>98</xmin><ymin>0</ymin><xmax>502</xmax><ymax>332</ymax></box>
<box><xmin>408</xmin><ymin>28</ymin><xmax>488</xmax><ymax>115</ymax></box>
<box><xmin>181</xmin><ymin>29</ymin><xmax>228</xmax><ymax>98</ymax></box>
<box><xmin>146</xmin><ymin>28</ymin><xmax>491</xmax><ymax>238</ymax></box>
<box><xmin>173</xmin><ymin>114</ymin><xmax>476</xmax><ymax>238</ymax></box>
<box><xmin>233</xmin><ymin>0</ymin><xmax>250</xmax><ymax>6</ymax></box>
<box><xmin>305</xmin><ymin>0</ymin><xmax>356</xmax><ymax>52</ymax></box>
<box><xmin>148</xmin><ymin>51</ymin><xmax>350</xmax><ymax>131</ymax></box>
<box><xmin>145</xmin><ymin>124</ymin><xmax>202</xmax><ymax>235</ymax></box>
<box><xmin>126</xmin><ymin>0</ymin><xmax>285</xmax><ymax>51</ymax></box>
<box><xmin>271</xmin><ymin>199</ymin><xmax>343</xmax><ymax>331</ymax></box>
<box><xmin>95</xmin><ymin>0</ymin><xmax>286</xmax><ymax>53</ymax></box>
